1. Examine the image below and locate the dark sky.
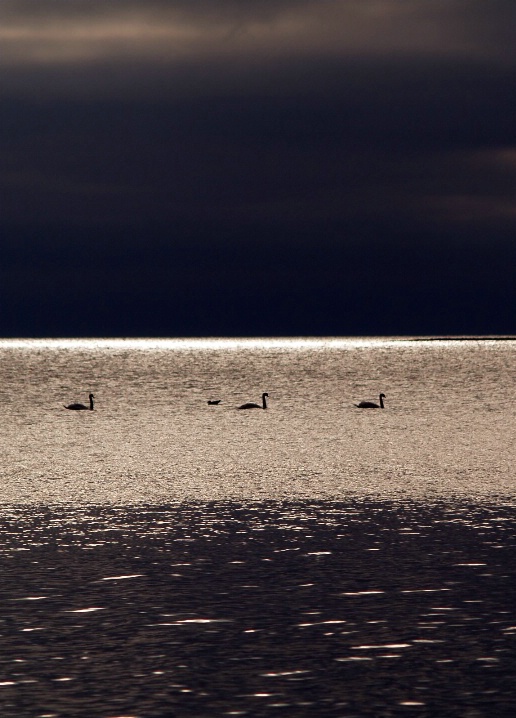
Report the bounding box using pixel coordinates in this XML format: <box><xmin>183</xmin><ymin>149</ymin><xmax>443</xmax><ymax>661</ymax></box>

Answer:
<box><xmin>2</xmin><ymin>0</ymin><xmax>516</xmax><ymax>337</ymax></box>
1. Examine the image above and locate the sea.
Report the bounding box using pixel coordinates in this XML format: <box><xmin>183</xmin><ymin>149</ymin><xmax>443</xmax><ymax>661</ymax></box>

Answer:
<box><xmin>0</xmin><ymin>337</ymin><xmax>515</xmax><ymax>717</ymax></box>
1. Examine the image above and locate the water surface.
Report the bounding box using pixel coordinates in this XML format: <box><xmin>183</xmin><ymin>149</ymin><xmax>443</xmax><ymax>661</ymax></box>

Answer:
<box><xmin>1</xmin><ymin>337</ymin><xmax>514</xmax><ymax>503</ymax></box>
<box><xmin>0</xmin><ymin>338</ymin><xmax>515</xmax><ymax>717</ymax></box>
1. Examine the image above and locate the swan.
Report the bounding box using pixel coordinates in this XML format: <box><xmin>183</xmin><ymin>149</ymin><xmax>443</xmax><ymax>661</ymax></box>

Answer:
<box><xmin>355</xmin><ymin>393</ymin><xmax>385</xmax><ymax>409</ymax></box>
<box><xmin>207</xmin><ymin>399</ymin><xmax>222</xmax><ymax>405</ymax></box>
<box><xmin>238</xmin><ymin>392</ymin><xmax>268</xmax><ymax>410</ymax></box>
<box><xmin>65</xmin><ymin>393</ymin><xmax>94</xmax><ymax>411</ymax></box>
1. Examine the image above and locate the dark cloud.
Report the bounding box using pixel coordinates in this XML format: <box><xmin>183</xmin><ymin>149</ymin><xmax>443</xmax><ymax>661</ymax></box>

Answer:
<box><xmin>2</xmin><ymin>221</ymin><xmax>516</xmax><ymax>337</ymax></box>
<box><xmin>1</xmin><ymin>0</ymin><xmax>515</xmax><ymax>336</ymax></box>
<box><xmin>1</xmin><ymin>1</ymin><xmax>515</xmax><ymax>107</ymax></box>
<box><xmin>2</xmin><ymin>0</ymin><xmax>515</xmax><ymax>70</ymax></box>
<box><xmin>2</xmin><ymin>55</ymin><xmax>514</xmax><ymax>228</ymax></box>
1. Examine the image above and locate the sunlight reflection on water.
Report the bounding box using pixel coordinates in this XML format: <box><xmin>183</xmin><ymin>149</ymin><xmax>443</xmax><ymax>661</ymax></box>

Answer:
<box><xmin>1</xmin><ymin>338</ymin><xmax>516</xmax><ymax>505</ymax></box>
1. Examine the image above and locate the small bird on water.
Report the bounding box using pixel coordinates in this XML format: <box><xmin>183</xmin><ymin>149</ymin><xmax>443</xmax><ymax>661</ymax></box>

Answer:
<box><xmin>207</xmin><ymin>399</ymin><xmax>222</xmax><ymax>405</ymax></box>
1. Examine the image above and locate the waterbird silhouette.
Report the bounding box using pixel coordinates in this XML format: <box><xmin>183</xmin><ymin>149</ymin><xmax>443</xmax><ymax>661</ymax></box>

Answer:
<box><xmin>207</xmin><ymin>399</ymin><xmax>222</xmax><ymax>405</ymax></box>
<box><xmin>355</xmin><ymin>393</ymin><xmax>385</xmax><ymax>409</ymax></box>
<box><xmin>238</xmin><ymin>392</ymin><xmax>268</xmax><ymax>410</ymax></box>
<box><xmin>65</xmin><ymin>393</ymin><xmax>94</xmax><ymax>411</ymax></box>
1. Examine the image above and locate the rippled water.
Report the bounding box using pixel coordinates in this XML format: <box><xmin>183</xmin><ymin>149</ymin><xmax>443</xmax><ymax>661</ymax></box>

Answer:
<box><xmin>2</xmin><ymin>337</ymin><xmax>515</xmax><ymax>502</ymax></box>
<box><xmin>0</xmin><ymin>338</ymin><xmax>515</xmax><ymax>716</ymax></box>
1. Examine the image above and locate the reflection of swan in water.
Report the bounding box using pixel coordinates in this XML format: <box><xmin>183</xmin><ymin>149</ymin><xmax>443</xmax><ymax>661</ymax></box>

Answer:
<box><xmin>207</xmin><ymin>399</ymin><xmax>221</xmax><ymax>405</ymax></box>
<box><xmin>238</xmin><ymin>392</ymin><xmax>268</xmax><ymax>410</ymax></box>
<box><xmin>65</xmin><ymin>393</ymin><xmax>94</xmax><ymax>411</ymax></box>
<box><xmin>355</xmin><ymin>393</ymin><xmax>385</xmax><ymax>409</ymax></box>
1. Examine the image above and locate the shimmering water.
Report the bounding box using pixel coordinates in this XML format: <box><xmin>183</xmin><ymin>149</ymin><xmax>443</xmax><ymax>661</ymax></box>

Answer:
<box><xmin>0</xmin><ymin>338</ymin><xmax>515</xmax><ymax>716</ymax></box>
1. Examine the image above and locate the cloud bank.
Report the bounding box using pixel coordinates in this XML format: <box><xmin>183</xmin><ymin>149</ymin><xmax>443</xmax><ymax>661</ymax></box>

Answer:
<box><xmin>1</xmin><ymin>1</ymin><xmax>515</xmax><ymax>335</ymax></box>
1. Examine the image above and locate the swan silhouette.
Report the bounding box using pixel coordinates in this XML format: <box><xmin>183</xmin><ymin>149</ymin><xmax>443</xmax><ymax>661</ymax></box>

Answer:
<box><xmin>238</xmin><ymin>392</ymin><xmax>268</xmax><ymax>410</ymax></box>
<box><xmin>65</xmin><ymin>393</ymin><xmax>94</xmax><ymax>411</ymax></box>
<box><xmin>355</xmin><ymin>393</ymin><xmax>385</xmax><ymax>409</ymax></box>
<box><xmin>207</xmin><ymin>399</ymin><xmax>222</xmax><ymax>405</ymax></box>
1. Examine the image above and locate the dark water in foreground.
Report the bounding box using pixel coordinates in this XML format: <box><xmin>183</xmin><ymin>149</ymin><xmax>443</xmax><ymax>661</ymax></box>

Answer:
<box><xmin>1</xmin><ymin>501</ymin><xmax>515</xmax><ymax>717</ymax></box>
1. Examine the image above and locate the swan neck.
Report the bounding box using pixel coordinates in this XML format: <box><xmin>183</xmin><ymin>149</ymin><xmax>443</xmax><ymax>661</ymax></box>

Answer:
<box><xmin>262</xmin><ymin>393</ymin><xmax>267</xmax><ymax>409</ymax></box>
<box><xmin>379</xmin><ymin>395</ymin><xmax>384</xmax><ymax>409</ymax></box>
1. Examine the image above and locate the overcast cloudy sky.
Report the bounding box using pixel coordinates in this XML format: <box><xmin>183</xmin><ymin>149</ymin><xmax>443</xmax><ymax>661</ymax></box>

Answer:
<box><xmin>1</xmin><ymin>0</ymin><xmax>515</xmax><ymax>337</ymax></box>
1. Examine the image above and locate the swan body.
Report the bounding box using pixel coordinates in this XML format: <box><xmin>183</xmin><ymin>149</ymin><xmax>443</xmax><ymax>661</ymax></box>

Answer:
<box><xmin>207</xmin><ymin>399</ymin><xmax>222</xmax><ymax>405</ymax></box>
<box><xmin>355</xmin><ymin>393</ymin><xmax>385</xmax><ymax>409</ymax></box>
<box><xmin>238</xmin><ymin>392</ymin><xmax>268</xmax><ymax>410</ymax></box>
<box><xmin>65</xmin><ymin>393</ymin><xmax>94</xmax><ymax>411</ymax></box>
